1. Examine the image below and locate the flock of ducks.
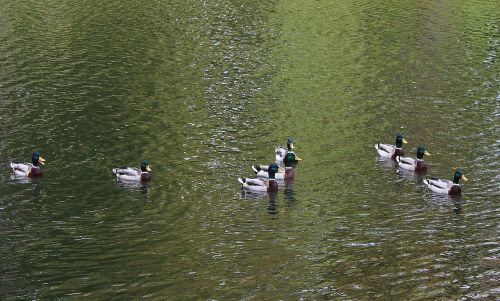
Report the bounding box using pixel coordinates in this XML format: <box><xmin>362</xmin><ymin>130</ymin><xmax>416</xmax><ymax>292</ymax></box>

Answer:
<box><xmin>238</xmin><ymin>137</ymin><xmax>302</xmax><ymax>193</ymax></box>
<box><xmin>9</xmin><ymin>153</ymin><xmax>153</xmax><ymax>183</ymax></box>
<box><xmin>8</xmin><ymin>134</ymin><xmax>467</xmax><ymax>196</ymax></box>
<box><xmin>375</xmin><ymin>133</ymin><xmax>468</xmax><ymax>195</ymax></box>
<box><xmin>236</xmin><ymin>133</ymin><xmax>468</xmax><ymax>196</ymax></box>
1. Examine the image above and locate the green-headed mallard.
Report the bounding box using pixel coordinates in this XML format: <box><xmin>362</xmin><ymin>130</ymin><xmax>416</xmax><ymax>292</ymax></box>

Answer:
<box><xmin>275</xmin><ymin>137</ymin><xmax>302</xmax><ymax>166</ymax></box>
<box><xmin>375</xmin><ymin>133</ymin><xmax>408</xmax><ymax>159</ymax></box>
<box><xmin>112</xmin><ymin>160</ymin><xmax>152</xmax><ymax>182</ymax></box>
<box><xmin>10</xmin><ymin>151</ymin><xmax>46</xmax><ymax>178</ymax></box>
<box><xmin>396</xmin><ymin>145</ymin><xmax>431</xmax><ymax>172</ymax></box>
<box><xmin>238</xmin><ymin>163</ymin><xmax>279</xmax><ymax>192</ymax></box>
<box><xmin>423</xmin><ymin>169</ymin><xmax>468</xmax><ymax>195</ymax></box>
<box><xmin>252</xmin><ymin>151</ymin><xmax>297</xmax><ymax>180</ymax></box>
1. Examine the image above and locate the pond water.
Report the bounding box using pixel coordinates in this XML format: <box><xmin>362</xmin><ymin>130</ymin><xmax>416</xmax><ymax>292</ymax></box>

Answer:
<box><xmin>0</xmin><ymin>0</ymin><xmax>498</xmax><ymax>300</ymax></box>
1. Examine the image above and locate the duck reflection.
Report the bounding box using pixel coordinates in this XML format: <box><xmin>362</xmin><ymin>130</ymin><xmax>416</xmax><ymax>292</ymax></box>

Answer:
<box><xmin>240</xmin><ymin>189</ymin><xmax>279</xmax><ymax>217</ymax></box>
<box><xmin>239</xmin><ymin>175</ymin><xmax>297</xmax><ymax>217</ymax></box>
<box><xmin>376</xmin><ymin>156</ymin><xmax>396</xmax><ymax>169</ymax></box>
<box><xmin>452</xmin><ymin>197</ymin><xmax>462</xmax><ymax>214</ymax></box>
<box><xmin>115</xmin><ymin>179</ymin><xmax>150</xmax><ymax>189</ymax></box>
<box><xmin>30</xmin><ymin>182</ymin><xmax>42</xmax><ymax>198</ymax></box>
<box><xmin>10</xmin><ymin>173</ymin><xmax>42</xmax><ymax>184</ymax></box>
<box><xmin>396</xmin><ymin>168</ymin><xmax>427</xmax><ymax>183</ymax></box>
<box><xmin>8</xmin><ymin>174</ymin><xmax>45</xmax><ymax>198</ymax></box>
<box><xmin>283</xmin><ymin>179</ymin><xmax>295</xmax><ymax>203</ymax></box>
<box><xmin>427</xmin><ymin>191</ymin><xmax>462</xmax><ymax>214</ymax></box>
<box><xmin>115</xmin><ymin>180</ymin><xmax>151</xmax><ymax>199</ymax></box>
<box><xmin>267</xmin><ymin>190</ymin><xmax>278</xmax><ymax>217</ymax></box>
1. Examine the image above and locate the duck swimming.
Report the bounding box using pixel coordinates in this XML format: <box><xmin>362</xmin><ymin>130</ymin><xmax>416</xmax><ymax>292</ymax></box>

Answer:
<box><xmin>396</xmin><ymin>145</ymin><xmax>431</xmax><ymax>172</ymax></box>
<box><xmin>375</xmin><ymin>133</ymin><xmax>408</xmax><ymax>159</ymax></box>
<box><xmin>423</xmin><ymin>169</ymin><xmax>468</xmax><ymax>195</ymax></box>
<box><xmin>275</xmin><ymin>137</ymin><xmax>302</xmax><ymax>166</ymax></box>
<box><xmin>10</xmin><ymin>151</ymin><xmax>46</xmax><ymax>177</ymax></box>
<box><xmin>238</xmin><ymin>163</ymin><xmax>279</xmax><ymax>192</ymax></box>
<box><xmin>112</xmin><ymin>160</ymin><xmax>152</xmax><ymax>182</ymax></box>
<box><xmin>252</xmin><ymin>151</ymin><xmax>297</xmax><ymax>181</ymax></box>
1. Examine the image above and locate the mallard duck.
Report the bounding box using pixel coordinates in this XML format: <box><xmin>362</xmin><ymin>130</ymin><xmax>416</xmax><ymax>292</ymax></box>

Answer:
<box><xmin>112</xmin><ymin>160</ymin><xmax>152</xmax><ymax>182</ymax></box>
<box><xmin>423</xmin><ymin>169</ymin><xmax>468</xmax><ymax>195</ymax></box>
<box><xmin>396</xmin><ymin>145</ymin><xmax>431</xmax><ymax>172</ymax></box>
<box><xmin>375</xmin><ymin>133</ymin><xmax>408</xmax><ymax>159</ymax></box>
<box><xmin>252</xmin><ymin>151</ymin><xmax>297</xmax><ymax>180</ymax></box>
<box><xmin>10</xmin><ymin>151</ymin><xmax>46</xmax><ymax>177</ymax></box>
<box><xmin>238</xmin><ymin>163</ymin><xmax>279</xmax><ymax>192</ymax></box>
<box><xmin>275</xmin><ymin>137</ymin><xmax>302</xmax><ymax>166</ymax></box>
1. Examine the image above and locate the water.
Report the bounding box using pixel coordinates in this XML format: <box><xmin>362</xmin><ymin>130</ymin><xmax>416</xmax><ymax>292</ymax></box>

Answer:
<box><xmin>0</xmin><ymin>0</ymin><xmax>498</xmax><ymax>300</ymax></box>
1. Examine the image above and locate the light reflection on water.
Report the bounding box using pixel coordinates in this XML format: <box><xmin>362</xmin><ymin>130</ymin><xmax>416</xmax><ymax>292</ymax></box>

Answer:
<box><xmin>0</xmin><ymin>0</ymin><xmax>498</xmax><ymax>300</ymax></box>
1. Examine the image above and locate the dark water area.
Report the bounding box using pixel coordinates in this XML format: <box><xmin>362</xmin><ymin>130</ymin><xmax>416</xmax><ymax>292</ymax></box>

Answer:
<box><xmin>0</xmin><ymin>0</ymin><xmax>498</xmax><ymax>300</ymax></box>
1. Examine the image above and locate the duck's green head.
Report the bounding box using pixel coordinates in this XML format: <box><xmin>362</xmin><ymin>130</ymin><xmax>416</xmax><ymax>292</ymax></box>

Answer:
<box><xmin>453</xmin><ymin>169</ymin><xmax>468</xmax><ymax>184</ymax></box>
<box><xmin>287</xmin><ymin>137</ymin><xmax>295</xmax><ymax>150</ymax></box>
<box><xmin>395</xmin><ymin>133</ymin><xmax>408</xmax><ymax>148</ymax></box>
<box><xmin>268</xmin><ymin>163</ymin><xmax>279</xmax><ymax>179</ymax></box>
<box><xmin>284</xmin><ymin>152</ymin><xmax>296</xmax><ymax>167</ymax></box>
<box><xmin>416</xmin><ymin>145</ymin><xmax>431</xmax><ymax>159</ymax></box>
<box><xmin>141</xmin><ymin>160</ymin><xmax>152</xmax><ymax>172</ymax></box>
<box><xmin>32</xmin><ymin>151</ymin><xmax>46</xmax><ymax>166</ymax></box>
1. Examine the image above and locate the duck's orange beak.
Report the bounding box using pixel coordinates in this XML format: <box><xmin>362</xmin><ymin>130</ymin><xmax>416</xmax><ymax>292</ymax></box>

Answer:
<box><xmin>402</xmin><ymin>139</ymin><xmax>408</xmax><ymax>144</ymax></box>
<box><xmin>461</xmin><ymin>175</ymin><xmax>468</xmax><ymax>181</ymax></box>
<box><xmin>295</xmin><ymin>156</ymin><xmax>303</xmax><ymax>161</ymax></box>
<box><xmin>146</xmin><ymin>165</ymin><xmax>152</xmax><ymax>172</ymax></box>
<box><xmin>39</xmin><ymin>157</ymin><xmax>46</xmax><ymax>165</ymax></box>
<box><xmin>424</xmin><ymin>151</ymin><xmax>431</xmax><ymax>156</ymax></box>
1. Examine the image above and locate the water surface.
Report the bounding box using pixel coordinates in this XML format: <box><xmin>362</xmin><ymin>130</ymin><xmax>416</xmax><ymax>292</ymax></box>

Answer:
<box><xmin>0</xmin><ymin>0</ymin><xmax>498</xmax><ymax>300</ymax></box>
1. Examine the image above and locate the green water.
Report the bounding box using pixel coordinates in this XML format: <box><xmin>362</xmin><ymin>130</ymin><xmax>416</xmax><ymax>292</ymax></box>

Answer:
<box><xmin>0</xmin><ymin>0</ymin><xmax>498</xmax><ymax>300</ymax></box>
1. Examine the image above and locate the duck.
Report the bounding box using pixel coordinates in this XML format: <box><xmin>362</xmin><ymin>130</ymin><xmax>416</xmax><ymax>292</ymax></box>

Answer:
<box><xmin>275</xmin><ymin>137</ymin><xmax>302</xmax><ymax>166</ymax></box>
<box><xmin>112</xmin><ymin>160</ymin><xmax>152</xmax><ymax>182</ymax></box>
<box><xmin>375</xmin><ymin>133</ymin><xmax>408</xmax><ymax>159</ymax></box>
<box><xmin>10</xmin><ymin>151</ymin><xmax>46</xmax><ymax>177</ymax></box>
<box><xmin>396</xmin><ymin>145</ymin><xmax>431</xmax><ymax>172</ymax></box>
<box><xmin>252</xmin><ymin>151</ymin><xmax>297</xmax><ymax>180</ymax></box>
<box><xmin>238</xmin><ymin>163</ymin><xmax>279</xmax><ymax>192</ymax></box>
<box><xmin>423</xmin><ymin>169</ymin><xmax>468</xmax><ymax>195</ymax></box>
